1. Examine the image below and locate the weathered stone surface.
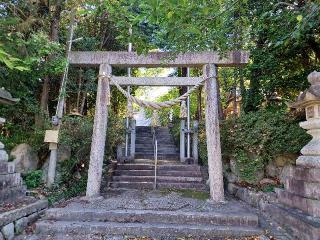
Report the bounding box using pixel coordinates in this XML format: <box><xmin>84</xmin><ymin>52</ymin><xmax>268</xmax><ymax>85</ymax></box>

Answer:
<box><xmin>279</xmin><ymin>165</ymin><xmax>292</xmax><ymax>184</ymax></box>
<box><xmin>0</xmin><ymin>162</ymin><xmax>8</xmax><ymax>174</ymax></box>
<box><xmin>0</xmin><ymin>150</ymin><xmax>8</xmax><ymax>162</ymax></box>
<box><xmin>10</xmin><ymin>144</ymin><xmax>38</xmax><ymax>173</ymax></box>
<box><xmin>1</xmin><ymin>223</ymin><xmax>14</xmax><ymax>240</ymax></box>
<box><xmin>229</xmin><ymin>158</ymin><xmax>238</xmax><ymax>176</ymax></box>
<box><xmin>0</xmin><ymin>173</ymin><xmax>22</xmax><ymax>190</ymax></box>
<box><xmin>0</xmin><ymin>200</ymin><xmax>48</xmax><ymax>227</ymax></box>
<box><xmin>297</xmin><ymin>156</ymin><xmax>320</xmax><ymax>168</ymax></box>
<box><xmin>284</xmin><ymin>165</ymin><xmax>320</xmax><ymax>182</ymax></box>
<box><xmin>69</xmin><ymin>51</ymin><xmax>250</xmax><ymax>67</ymax></box>
<box><xmin>263</xmin><ymin>202</ymin><xmax>320</xmax><ymax>240</ymax></box>
<box><xmin>36</xmin><ymin>220</ymin><xmax>262</xmax><ymax>239</ymax></box>
<box><xmin>203</xmin><ymin>64</ymin><xmax>224</xmax><ymax>202</ymax></box>
<box><xmin>277</xmin><ymin>188</ymin><xmax>320</xmax><ymax>217</ymax></box>
<box><xmin>259</xmin><ymin>178</ymin><xmax>277</xmax><ymax>185</ymax></box>
<box><xmin>0</xmin><ymin>161</ymin><xmax>13</xmax><ymax>175</ymax></box>
<box><xmin>227</xmin><ymin>183</ymin><xmax>240</xmax><ymax>195</ymax></box>
<box><xmin>225</xmin><ymin>171</ymin><xmax>239</xmax><ymax>183</ymax></box>
<box><xmin>0</xmin><ymin>186</ymin><xmax>26</xmax><ymax>203</ymax></box>
<box><xmin>111</xmin><ymin>76</ymin><xmax>203</xmax><ymax>86</ymax></box>
<box><xmin>284</xmin><ymin>178</ymin><xmax>320</xmax><ymax>199</ymax></box>
<box><xmin>57</xmin><ymin>145</ymin><xmax>71</xmax><ymax>162</ymax></box>
<box><xmin>265</xmin><ymin>162</ymin><xmax>281</xmax><ymax>178</ymax></box>
<box><xmin>86</xmin><ymin>64</ymin><xmax>111</xmax><ymax>197</ymax></box>
<box><xmin>274</xmin><ymin>153</ymin><xmax>297</xmax><ymax>167</ymax></box>
<box><xmin>44</xmin><ymin>208</ymin><xmax>259</xmax><ymax>227</ymax></box>
<box><xmin>14</xmin><ymin>217</ymin><xmax>28</xmax><ymax>234</ymax></box>
<box><xmin>0</xmin><ymin>142</ymin><xmax>4</xmax><ymax>150</ymax></box>
<box><xmin>235</xmin><ymin>188</ymin><xmax>263</xmax><ymax>208</ymax></box>
<box><xmin>0</xmin><ymin>231</ymin><xmax>3</xmax><ymax>240</ymax></box>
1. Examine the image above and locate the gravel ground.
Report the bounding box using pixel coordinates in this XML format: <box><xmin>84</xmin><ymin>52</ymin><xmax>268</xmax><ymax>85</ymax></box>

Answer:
<box><xmin>55</xmin><ymin>189</ymin><xmax>257</xmax><ymax>215</ymax></box>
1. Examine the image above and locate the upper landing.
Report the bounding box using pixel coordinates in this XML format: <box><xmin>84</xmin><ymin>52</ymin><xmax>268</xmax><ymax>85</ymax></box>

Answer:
<box><xmin>68</xmin><ymin>51</ymin><xmax>249</xmax><ymax>68</ymax></box>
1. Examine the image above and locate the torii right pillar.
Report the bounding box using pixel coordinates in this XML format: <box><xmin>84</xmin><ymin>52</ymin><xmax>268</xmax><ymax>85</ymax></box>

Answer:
<box><xmin>203</xmin><ymin>64</ymin><xmax>224</xmax><ymax>202</ymax></box>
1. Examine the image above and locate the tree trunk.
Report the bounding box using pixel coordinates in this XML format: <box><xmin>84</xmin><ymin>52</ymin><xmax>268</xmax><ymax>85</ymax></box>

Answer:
<box><xmin>36</xmin><ymin>1</ymin><xmax>63</xmax><ymax>126</ymax></box>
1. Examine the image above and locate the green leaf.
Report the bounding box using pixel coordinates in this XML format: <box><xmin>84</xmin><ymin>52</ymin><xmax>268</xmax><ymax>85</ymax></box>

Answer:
<box><xmin>296</xmin><ymin>15</ymin><xmax>303</xmax><ymax>22</ymax></box>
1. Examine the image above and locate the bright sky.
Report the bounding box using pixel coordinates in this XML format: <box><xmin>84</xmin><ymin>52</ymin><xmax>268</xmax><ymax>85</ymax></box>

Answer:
<box><xmin>136</xmin><ymin>67</ymin><xmax>175</xmax><ymax>101</ymax></box>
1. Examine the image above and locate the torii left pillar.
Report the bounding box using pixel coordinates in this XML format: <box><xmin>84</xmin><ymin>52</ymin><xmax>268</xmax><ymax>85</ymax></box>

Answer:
<box><xmin>86</xmin><ymin>63</ymin><xmax>111</xmax><ymax>198</ymax></box>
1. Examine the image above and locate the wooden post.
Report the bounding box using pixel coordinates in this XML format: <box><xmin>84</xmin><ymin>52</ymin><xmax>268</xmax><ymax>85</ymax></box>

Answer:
<box><xmin>203</xmin><ymin>64</ymin><xmax>224</xmax><ymax>202</ymax></box>
<box><xmin>86</xmin><ymin>64</ymin><xmax>111</xmax><ymax>198</ymax></box>
<box><xmin>180</xmin><ymin>120</ymin><xmax>185</xmax><ymax>162</ymax></box>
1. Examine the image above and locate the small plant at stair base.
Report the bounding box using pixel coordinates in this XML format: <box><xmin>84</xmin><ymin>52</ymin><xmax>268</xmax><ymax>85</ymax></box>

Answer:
<box><xmin>23</xmin><ymin>170</ymin><xmax>43</xmax><ymax>189</ymax></box>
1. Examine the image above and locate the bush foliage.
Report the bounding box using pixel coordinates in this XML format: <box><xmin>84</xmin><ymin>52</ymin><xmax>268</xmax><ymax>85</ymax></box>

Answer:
<box><xmin>198</xmin><ymin>110</ymin><xmax>310</xmax><ymax>182</ymax></box>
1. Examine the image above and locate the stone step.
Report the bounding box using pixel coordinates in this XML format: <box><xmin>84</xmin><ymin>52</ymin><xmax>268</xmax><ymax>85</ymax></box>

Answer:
<box><xmin>116</xmin><ymin>163</ymin><xmax>200</xmax><ymax>171</ymax></box>
<box><xmin>112</xmin><ymin>176</ymin><xmax>203</xmax><ymax>183</ymax></box>
<box><xmin>35</xmin><ymin>220</ymin><xmax>262</xmax><ymax>238</ymax></box>
<box><xmin>135</xmin><ymin>154</ymin><xmax>179</xmax><ymax>160</ymax></box>
<box><xmin>114</xmin><ymin>169</ymin><xmax>202</xmax><ymax>177</ymax></box>
<box><xmin>135</xmin><ymin>151</ymin><xmax>179</xmax><ymax>155</ymax></box>
<box><xmin>132</xmin><ymin>159</ymin><xmax>181</xmax><ymax>164</ymax></box>
<box><xmin>262</xmin><ymin>202</ymin><xmax>320</xmax><ymax>240</ymax></box>
<box><xmin>43</xmin><ymin>209</ymin><xmax>259</xmax><ymax>227</ymax></box>
<box><xmin>109</xmin><ymin>181</ymin><xmax>206</xmax><ymax>190</ymax></box>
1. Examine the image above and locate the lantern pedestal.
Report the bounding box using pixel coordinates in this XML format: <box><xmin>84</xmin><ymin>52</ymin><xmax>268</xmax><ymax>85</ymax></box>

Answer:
<box><xmin>276</xmin><ymin>71</ymin><xmax>320</xmax><ymax>220</ymax></box>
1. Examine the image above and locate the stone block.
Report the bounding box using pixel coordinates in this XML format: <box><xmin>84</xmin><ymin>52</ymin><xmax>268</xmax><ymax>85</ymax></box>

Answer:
<box><xmin>14</xmin><ymin>217</ymin><xmax>28</xmax><ymax>234</ymax></box>
<box><xmin>0</xmin><ymin>186</ymin><xmax>26</xmax><ymax>203</ymax></box>
<box><xmin>227</xmin><ymin>183</ymin><xmax>239</xmax><ymax>195</ymax></box>
<box><xmin>1</xmin><ymin>223</ymin><xmax>14</xmax><ymax>240</ymax></box>
<box><xmin>277</xmin><ymin>188</ymin><xmax>320</xmax><ymax>217</ymax></box>
<box><xmin>284</xmin><ymin>178</ymin><xmax>320</xmax><ymax>199</ymax></box>
<box><xmin>10</xmin><ymin>143</ymin><xmax>38</xmax><ymax>173</ymax></box>
<box><xmin>235</xmin><ymin>188</ymin><xmax>263</xmax><ymax>208</ymax></box>
<box><xmin>274</xmin><ymin>153</ymin><xmax>297</xmax><ymax>167</ymax></box>
<box><xmin>7</xmin><ymin>163</ymin><xmax>14</xmax><ymax>174</ymax></box>
<box><xmin>0</xmin><ymin>232</ymin><xmax>3</xmax><ymax>240</ymax></box>
<box><xmin>0</xmin><ymin>142</ymin><xmax>4</xmax><ymax>150</ymax></box>
<box><xmin>0</xmin><ymin>173</ymin><xmax>22</xmax><ymax>190</ymax></box>
<box><xmin>0</xmin><ymin>150</ymin><xmax>8</xmax><ymax>162</ymax></box>
<box><xmin>284</xmin><ymin>165</ymin><xmax>320</xmax><ymax>182</ymax></box>
<box><xmin>297</xmin><ymin>156</ymin><xmax>320</xmax><ymax>168</ymax></box>
<box><xmin>0</xmin><ymin>162</ymin><xmax>8</xmax><ymax>174</ymax></box>
<box><xmin>0</xmin><ymin>200</ymin><xmax>48</xmax><ymax>227</ymax></box>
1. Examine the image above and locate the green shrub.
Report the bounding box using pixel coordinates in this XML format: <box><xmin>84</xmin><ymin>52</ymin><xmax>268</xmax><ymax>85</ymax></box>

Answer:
<box><xmin>198</xmin><ymin>109</ymin><xmax>310</xmax><ymax>182</ymax></box>
<box><xmin>24</xmin><ymin>170</ymin><xmax>43</xmax><ymax>189</ymax></box>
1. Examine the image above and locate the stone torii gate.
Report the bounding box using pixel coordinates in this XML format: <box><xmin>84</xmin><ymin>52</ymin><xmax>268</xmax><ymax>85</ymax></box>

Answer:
<box><xmin>68</xmin><ymin>51</ymin><xmax>249</xmax><ymax>202</ymax></box>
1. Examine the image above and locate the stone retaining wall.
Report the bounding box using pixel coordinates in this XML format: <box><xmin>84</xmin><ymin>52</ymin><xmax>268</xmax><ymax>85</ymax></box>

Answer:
<box><xmin>227</xmin><ymin>183</ymin><xmax>320</xmax><ymax>240</ymax></box>
<box><xmin>0</xmin><ymin>200</ymin><xmax>48</xmax><ymax>240</ymax></box>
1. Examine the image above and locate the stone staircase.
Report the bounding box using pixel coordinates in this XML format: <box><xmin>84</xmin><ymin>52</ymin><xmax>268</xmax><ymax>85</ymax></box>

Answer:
<box><xmin>31</xmin><ymin>207</ymin><xmax>262</xmax><ymax>239</ymax></box>
<box><xmin>110</xmin><ymin>126</ymin><xmax>205</xmax><ymax>190</ymax></box>
<box><xmin>135</xmin><ymin>126</ymin><xmax>179</xmax><ymax>160</ymax></box>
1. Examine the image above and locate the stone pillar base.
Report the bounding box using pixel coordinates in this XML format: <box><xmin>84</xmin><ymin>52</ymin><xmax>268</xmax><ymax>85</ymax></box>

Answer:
<box><xmin>276</xmin><ymin>164</ymin><xmax>320</xmax><ymax>218</ymax></box>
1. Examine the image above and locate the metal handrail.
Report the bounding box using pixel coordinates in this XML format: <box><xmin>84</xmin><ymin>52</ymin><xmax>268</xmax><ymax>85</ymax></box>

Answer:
<box><xmin>151</xmin><ymin>127</ymin><xmax>158</xmax><ymax>189</ymax></box>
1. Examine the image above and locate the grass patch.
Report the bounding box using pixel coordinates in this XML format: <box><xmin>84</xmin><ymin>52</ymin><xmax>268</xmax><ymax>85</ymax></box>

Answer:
<box><xmin>160</xmin><ymin>189</ymin><xmax>209</xmax><ymax>200</ymax></box>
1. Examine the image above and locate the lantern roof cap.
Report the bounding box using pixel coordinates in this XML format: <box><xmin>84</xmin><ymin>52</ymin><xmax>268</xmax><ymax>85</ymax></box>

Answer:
<box><xmin>0</xmin><ymin>88</ymin><xmax>19</xmax><ymax>105</ymax></box>
<box><xmin>290</xmin><ymin>71</ymin><xmax>320</xmax><ymax>108</ymax></box>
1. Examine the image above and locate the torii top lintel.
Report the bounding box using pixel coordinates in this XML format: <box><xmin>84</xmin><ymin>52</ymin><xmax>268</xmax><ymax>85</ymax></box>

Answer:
<box><xmin>68</xmin><ymin>51</ymin><xmax>249</xmax><ymax>67</ymax></box>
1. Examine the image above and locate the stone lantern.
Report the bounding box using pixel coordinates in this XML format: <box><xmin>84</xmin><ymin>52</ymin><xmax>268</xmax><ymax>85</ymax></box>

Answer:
<box><xmin>0</xmin><ymin>88</ymin><xmax>24</xmax><ymax>204</ymax></box>
<box><xmin>289</xmin><ymin>71</ymin><xmax>320</xmax><ymax>167</ymax></box>
<box><xmin>276</xmin><ymin>71</ymin><xmax>320</xmax><ymax>220</ymax></box>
